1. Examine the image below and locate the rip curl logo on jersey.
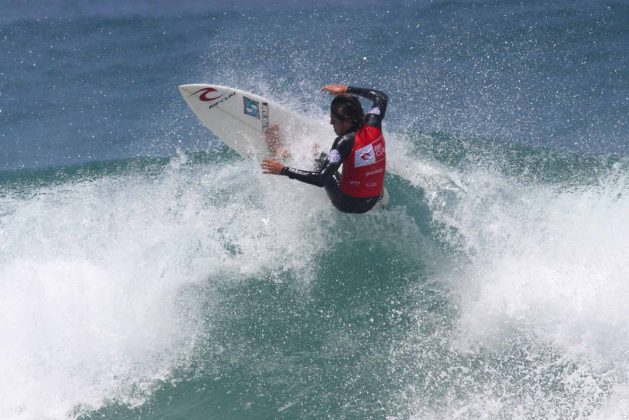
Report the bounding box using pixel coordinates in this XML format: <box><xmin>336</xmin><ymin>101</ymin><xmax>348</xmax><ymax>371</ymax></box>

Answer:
<box><xmin>354</xmin><ymin>144</ymin><xmax>376</xmax><ymax>168</ymax></box>
<box><xmin>192</xmin><ymin>87</ymin><xmax>224</xmax><ymax>102</ymax></box>
<box><xmin>328</xmin><ymin>149</ymin><xmax>341</xmax><ymax>164</ymax></box>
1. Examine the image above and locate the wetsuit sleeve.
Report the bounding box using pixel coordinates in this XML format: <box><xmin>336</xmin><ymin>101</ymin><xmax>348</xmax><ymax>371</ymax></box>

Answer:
<box><xmin>346</xmin><ymin>86</ymin><xmax>388</xmax><ymax>128</ymax></box>
<box><xmin>280</xmin><ymin>133</ymin><xmax>354</xmax><ymax>187</ymax></box>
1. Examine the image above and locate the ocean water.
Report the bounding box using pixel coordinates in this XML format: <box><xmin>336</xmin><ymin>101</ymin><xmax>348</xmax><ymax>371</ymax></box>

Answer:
<box><xmin>1</xmin><ymin>1</ymin><xmax>628</xmax><ymax>418</ymax></box>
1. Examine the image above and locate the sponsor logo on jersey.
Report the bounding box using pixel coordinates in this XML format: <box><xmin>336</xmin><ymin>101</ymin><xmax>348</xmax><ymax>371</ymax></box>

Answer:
<box><xmin>365</xmin><ymin>167</ymin><xmax>384</xmax><ymax>176</ymax></box>
<box><xmin>374</xmin><ymin>142</ymin><xmax>384</xmax><ymax>157</ymax></box>
<box><xmin>354</xmin><ymin>144</ymin><xmax>376</xmax><ymax>168</ymax></box>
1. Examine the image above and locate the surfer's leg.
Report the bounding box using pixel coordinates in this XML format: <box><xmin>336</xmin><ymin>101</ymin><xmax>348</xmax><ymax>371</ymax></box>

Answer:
<box><xmin>323</xmin><ymin>176</ymin><xmax>379</xmax><ymax>214</ymax></box>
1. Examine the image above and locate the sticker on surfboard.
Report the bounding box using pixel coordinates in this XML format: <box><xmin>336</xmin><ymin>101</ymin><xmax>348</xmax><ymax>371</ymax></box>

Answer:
<box><xmin>243</xmin><ymin>96</ymin><xmax>260</xmax><ymax>119</ymax></box>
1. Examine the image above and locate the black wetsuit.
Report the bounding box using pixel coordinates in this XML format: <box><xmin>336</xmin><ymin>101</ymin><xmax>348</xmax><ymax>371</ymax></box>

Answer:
<box><xmin>280</xmin><ymin>86</ymin><xmax>388</xmax><ymax>213</ymax></box>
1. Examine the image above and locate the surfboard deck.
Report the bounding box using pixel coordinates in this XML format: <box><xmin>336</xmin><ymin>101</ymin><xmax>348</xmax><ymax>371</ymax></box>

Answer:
<box><xmin>178</xmin><ymin>84</ymin><xmax>323</xmax><ymax>159</ymax></box>
<box><xmin>178</xmin><ymin>84</ymin><xmax>388</xmax><ymax>207</ymax></box>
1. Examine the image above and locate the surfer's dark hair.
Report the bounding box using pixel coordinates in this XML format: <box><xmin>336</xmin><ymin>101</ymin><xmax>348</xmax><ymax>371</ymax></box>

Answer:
<box><xmin>331</xmin><ymin>94</ymin><xmax>364</xmax><ymax>126</ymax></box>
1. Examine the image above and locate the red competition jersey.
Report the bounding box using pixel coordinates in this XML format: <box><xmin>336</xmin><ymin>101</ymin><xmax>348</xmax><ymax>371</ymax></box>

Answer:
<box><xmin>339</xmin><ymin>124</ymin><xmax>386</xmax><ymax>197</ymax></box>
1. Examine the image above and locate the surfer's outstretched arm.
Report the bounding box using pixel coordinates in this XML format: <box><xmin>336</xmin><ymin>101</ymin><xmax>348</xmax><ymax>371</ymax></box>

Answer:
<box><xmin>261</xmin><ymin>159</ymin><xmax>336</xmax><ymax>187</ymax></box>
<box><xmin>261</xmin><ymin>133</ymin><xmax>353</xmax><ymax>187</ymax></box>
<box><xmin>261</xmin><ymin>152</ymin><xmax>341</xmax><ymax>187</ymax></box>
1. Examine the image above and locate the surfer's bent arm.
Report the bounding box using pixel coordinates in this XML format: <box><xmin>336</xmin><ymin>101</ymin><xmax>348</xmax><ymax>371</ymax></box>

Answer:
<box><xmin>279</xmin><ymin>133</ymin><xmax>354</xmax><ymax>187</ymax></box>
<box><xmin>346</xmin><ymin>86</ymin><xmax>388</xmax><ymax>128</ymax></box>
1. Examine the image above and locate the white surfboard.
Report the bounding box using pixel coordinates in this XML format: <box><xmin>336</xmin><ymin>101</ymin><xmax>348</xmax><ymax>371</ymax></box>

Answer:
<box><xmin>178</xmin><ymin>84</ymin><xmax>388</xmax><ymax>207</ymax></box>
<box><xmin>178</xmin><ymin>84</ymin><xmax>324</xmax><ymax>159</ymax></box>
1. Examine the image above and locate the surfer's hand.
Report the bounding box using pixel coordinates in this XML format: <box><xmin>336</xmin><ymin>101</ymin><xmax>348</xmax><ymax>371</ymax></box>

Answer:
<box><xmin>321</xmin><ymin>84</ymin><xmax>348</xmax><ymax>96</ymax></box>
<box><xmin>261</xmin><ymin>159</ymin><xmax>284</xmax><ymax>175</ymax></box>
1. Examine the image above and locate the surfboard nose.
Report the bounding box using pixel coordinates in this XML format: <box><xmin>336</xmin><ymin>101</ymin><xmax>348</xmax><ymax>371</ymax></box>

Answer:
<box><xmin>178</xmin><ymin>84</ymin><xmax>233</xmax><ymax>101</ymax></box>
<box><xmin>178</xmin><ymin>84</ymin><xmax>200</xmax><ymax>98</ymax></box>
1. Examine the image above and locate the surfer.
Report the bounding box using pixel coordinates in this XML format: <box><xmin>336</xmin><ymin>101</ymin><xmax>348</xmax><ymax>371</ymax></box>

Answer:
<box><xmin>261</xmin><ymin>84</ymin><xmax>388</xmax><ymax>213</ymax></box>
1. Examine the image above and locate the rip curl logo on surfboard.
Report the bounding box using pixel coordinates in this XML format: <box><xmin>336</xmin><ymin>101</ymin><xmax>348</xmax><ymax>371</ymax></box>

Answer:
<box><xmin>191</xmin><ymin>87</ymin><xmax>224</xmax><ymax>102</ymax></box>
<box><xmin>190</xmin><ymin>87</ymin><xmax>236</xmax><ymax>111</ymax></box>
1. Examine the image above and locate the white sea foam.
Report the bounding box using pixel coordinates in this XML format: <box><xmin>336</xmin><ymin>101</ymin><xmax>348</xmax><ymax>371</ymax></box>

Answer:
<box><xmin>450</xmin><ymin>167</ymin><xmax>629</xmax><ymax>363</ymax></box>
<box><xmin>390</xmin><ymin>136</ymin><xmax>629</xmax><ymax>417</ymax></box>
<box><xmin>0</xmin><ymin>153</ymin><xmax>333</xmax><ymax>419</ymax></box>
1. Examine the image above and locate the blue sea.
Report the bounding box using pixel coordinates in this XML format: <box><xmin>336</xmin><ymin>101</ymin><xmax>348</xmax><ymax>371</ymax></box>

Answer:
<box><xmin>1</xmin><ymin>1</ymin><xmax>628</xmax><ymax>418</ymax></box>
